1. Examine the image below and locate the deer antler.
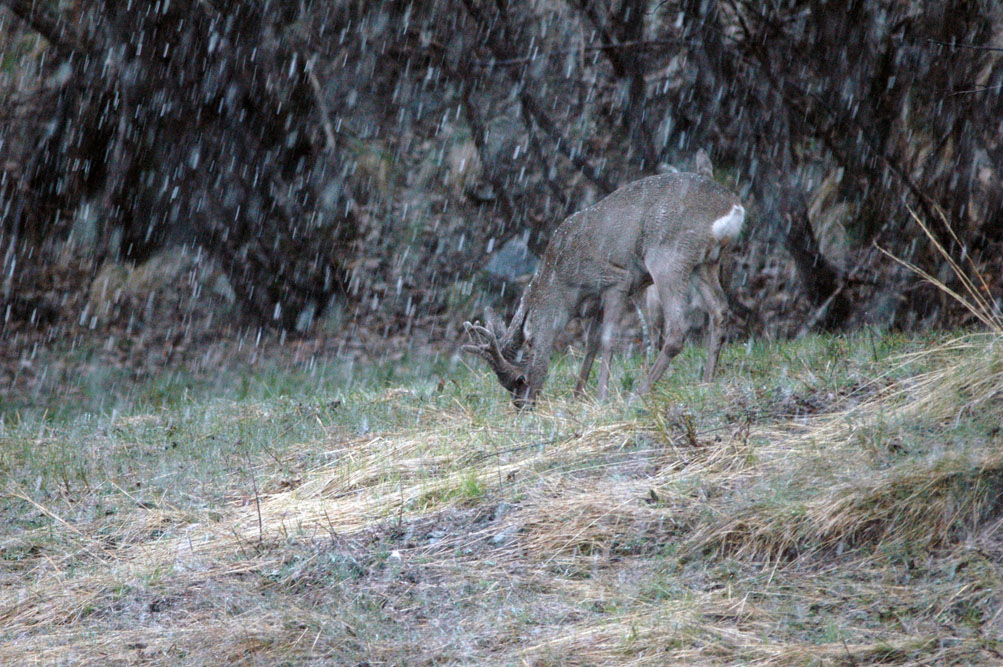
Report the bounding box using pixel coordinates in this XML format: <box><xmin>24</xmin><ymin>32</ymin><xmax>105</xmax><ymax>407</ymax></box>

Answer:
<box><xmin>463</xmin><ymin>320</ymin><xmax>526</xmax><ymax>387</ymax></box>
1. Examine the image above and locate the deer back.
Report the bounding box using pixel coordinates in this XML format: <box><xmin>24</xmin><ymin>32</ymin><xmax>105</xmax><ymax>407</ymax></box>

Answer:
<box><xmin>526</xmin><ymin>173</ymin><xmax>741</xmax><ymax>314</ymax></box>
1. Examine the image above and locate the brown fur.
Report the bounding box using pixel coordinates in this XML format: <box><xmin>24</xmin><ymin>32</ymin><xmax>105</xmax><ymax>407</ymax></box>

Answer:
<box><xmin>465</xmin><ymin>156</ymin><xmax>744</xmax><ymax>409</ymax></box>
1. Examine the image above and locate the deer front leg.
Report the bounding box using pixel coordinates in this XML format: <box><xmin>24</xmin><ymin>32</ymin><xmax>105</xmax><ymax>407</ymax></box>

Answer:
<box><xmin>574</xmin><ymin>314</ymin><xmax>601</xmax><ymax>398</ymax></box>
<box><xmin>644</xmin><ymin>284</ymin><xmax>663</xmax><ymax>358</ymax></box>
<box><xmin>596</xmin><ymin>288</ymin><xmax>628</xmax><ymax>402</ymax></box>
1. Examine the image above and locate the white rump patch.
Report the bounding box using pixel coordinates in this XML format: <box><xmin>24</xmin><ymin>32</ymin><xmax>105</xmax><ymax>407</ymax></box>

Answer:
<box><xmin>711</xmin><ymin>204</ymin><xmax>745</xmax><ymax>242</ymax></box>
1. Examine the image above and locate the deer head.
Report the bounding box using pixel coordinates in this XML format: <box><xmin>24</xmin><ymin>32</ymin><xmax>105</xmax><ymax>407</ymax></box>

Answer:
<box><xmin>462</xmin><ymin>305</ymin><xmax>534</xmax><ymax>407</ymax></box>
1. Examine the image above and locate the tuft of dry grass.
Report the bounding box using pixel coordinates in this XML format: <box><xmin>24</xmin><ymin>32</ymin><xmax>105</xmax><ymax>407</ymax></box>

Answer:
<box><xmin>880</xmin><ymin>206</ymin><xmax>1002</xmax><ymax>334</ymax></box>
<box><xmin>688</xmin><ymin>333</ymin><xmax>1003</xmax><ymax>561</ymax></box>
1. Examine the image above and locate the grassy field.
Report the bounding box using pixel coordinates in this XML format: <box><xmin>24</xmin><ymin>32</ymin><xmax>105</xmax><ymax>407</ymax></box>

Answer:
<box><xmin>2</xmin><ymin>327</ymin><xmax>1002</xmax><ymax>664</ymax></box>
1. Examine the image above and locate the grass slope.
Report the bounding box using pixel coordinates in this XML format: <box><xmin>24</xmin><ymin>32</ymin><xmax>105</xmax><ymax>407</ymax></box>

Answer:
<box><xmin>2</xmin><ymin>330</ymin><xmax>1002</xmax><ymax>664</ymax></box>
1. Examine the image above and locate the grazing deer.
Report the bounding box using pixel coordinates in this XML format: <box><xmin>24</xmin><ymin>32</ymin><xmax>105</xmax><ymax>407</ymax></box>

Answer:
<box><xmin>464</xmin><ymin>150</ymin><xmax>744</xmax><ymax>409</ymax></box>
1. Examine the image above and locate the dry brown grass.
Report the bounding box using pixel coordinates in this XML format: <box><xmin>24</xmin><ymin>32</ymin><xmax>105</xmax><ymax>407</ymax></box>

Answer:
<box><xmin>3</xmin><ymin>317</ymin><xmax>1003</xmax><ymax>664</ymax></box>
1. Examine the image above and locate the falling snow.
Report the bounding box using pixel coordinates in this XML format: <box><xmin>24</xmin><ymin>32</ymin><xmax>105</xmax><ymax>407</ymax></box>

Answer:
<box><xmin>0</xmin><ymin>0</ymin><xmax>1000</xmax><ymax>397</ymax></box>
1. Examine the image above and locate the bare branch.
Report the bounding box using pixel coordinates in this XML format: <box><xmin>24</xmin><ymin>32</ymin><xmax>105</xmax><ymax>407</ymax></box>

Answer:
<box><xmin>926</xmin><ymin>38</ymin><xmax>1003</xmax><ymax>52</ymax></box>
<box><xmin>473</xmin><ymin>38</ymin><xmax>681</xmax><ymax>68</ymax></box>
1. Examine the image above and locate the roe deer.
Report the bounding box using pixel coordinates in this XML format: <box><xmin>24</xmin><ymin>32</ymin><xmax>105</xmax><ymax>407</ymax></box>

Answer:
<box><xmin>463</xmin><ymin>150</ymin><xmax>744</xmax><ymax>409</ymax></box>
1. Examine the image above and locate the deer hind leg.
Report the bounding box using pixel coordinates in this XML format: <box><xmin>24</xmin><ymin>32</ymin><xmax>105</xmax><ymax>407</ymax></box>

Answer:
<box><xmin>693</xmin><ymin>262</ymin><xmax>727</xmax><ymax>382</ymax></box>
<box><xmin>636</xmin><ymin>276</ymin><xmax>688</xmax><ymax>396</ymax></box>
<box><xmin>574</xmin><ymin>312</ymin><xmax>601</xmax><ymax>399</ymax></box>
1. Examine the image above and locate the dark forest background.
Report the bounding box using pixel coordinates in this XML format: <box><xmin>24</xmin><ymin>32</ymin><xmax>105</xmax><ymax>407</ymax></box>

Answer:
<box><xmin>1</xmin><ymin>0</ymin><xmax>1001</xmax><ymax>380</ymax></box>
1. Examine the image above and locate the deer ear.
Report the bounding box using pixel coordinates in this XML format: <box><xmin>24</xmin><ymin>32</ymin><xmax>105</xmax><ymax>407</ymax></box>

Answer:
<box><xmin>695</xmin><ymin>149</ymin><xmax>714</xmax><ymax>178</ymax></box>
